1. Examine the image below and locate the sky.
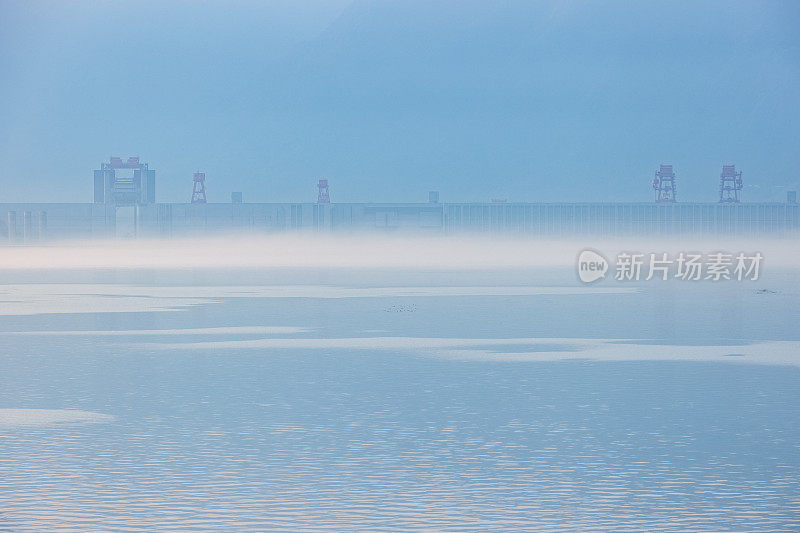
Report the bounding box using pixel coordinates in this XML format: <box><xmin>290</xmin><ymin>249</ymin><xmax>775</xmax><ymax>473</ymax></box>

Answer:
<box><xmin>0</xmin><ymin>0</ymin><xmax>798</xmax><ymax>204</ymax></box>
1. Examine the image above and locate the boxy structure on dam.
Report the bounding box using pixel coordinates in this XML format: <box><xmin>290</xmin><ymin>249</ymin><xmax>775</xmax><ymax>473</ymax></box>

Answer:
<box><xmin>2</xmin><ymin>158</ymin><xmax>799</xmax><ymax>243</ymax></box>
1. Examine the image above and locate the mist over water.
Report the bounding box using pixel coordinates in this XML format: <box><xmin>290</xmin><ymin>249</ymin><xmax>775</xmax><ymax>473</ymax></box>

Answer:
<box><xmin>2</xmin><ymin>234</ymin><xmax>798</xmax><ymax>270</ymax></box>
<box><xmin>1</xmin><ymin>235</ymin><xmax>799</xmax><ymax>531</ymax></box>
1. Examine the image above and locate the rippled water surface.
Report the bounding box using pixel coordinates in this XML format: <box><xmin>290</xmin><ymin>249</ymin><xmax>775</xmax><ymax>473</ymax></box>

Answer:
<box><xmin>1</xmin><ymin>267</ymin><xmax>799</xmax><ymax>531</ymax></box>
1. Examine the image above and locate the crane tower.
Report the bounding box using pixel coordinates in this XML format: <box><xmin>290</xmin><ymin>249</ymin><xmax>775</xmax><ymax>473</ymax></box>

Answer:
<box><xmin>191</xmin><ymin>172</ymin><xmax>207</xmax><ymax>204</ymax></box>
<box><xmin>719</xmin><ymin>165</ymin><xmax>742</xmax><ymax>203</ymax></box>
<box><xmin>317</xmin><ymin>179</ymin><xmax>330</xmax><ymax>204</ymax></box>
<box><xmin>652</xmin><ymin>164</ymin><xmax>677</xmax><ymax>203</ymax></box>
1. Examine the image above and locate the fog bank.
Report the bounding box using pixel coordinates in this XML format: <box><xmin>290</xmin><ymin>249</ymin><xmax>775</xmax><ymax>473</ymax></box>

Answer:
<box><xmin>1</xmin><ymin>234</ymin><xmax>797</xmax><ymax>270</ymax></box>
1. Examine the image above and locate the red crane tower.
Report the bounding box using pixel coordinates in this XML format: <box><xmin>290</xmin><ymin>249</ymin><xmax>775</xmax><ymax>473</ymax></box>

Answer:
<box><xmin>191</xmin><ymin>172</ymin><xmax>207</xmax><ymax>204</ymax></box>
<box><xmin>719</xmin><ymin>165</ymin><xmax>742</xmax><ymax>203</ymax></box>
<box><xmin>317</xmin><ymin>179</ymin><xmax>330</xmax><ymax>204</ymax></box>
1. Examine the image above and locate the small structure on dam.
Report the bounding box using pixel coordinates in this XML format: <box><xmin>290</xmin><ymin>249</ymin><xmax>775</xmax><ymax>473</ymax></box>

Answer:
<box><xmin>191</xmin><ymin>172</ymin><xmax>207</xmax><ymax>204</ymax></box>
<box><xmin>653</xmin><ymin>165</ymin><xmax>677</xmax><ymax>203</ymax></box>
<box><xmin>719</xmin><ymin>165</ymin><xmax>744</xmax><ymax>204</ymax></box>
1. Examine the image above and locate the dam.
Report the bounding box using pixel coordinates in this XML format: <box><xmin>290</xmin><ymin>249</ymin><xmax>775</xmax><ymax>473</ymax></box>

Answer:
<box><xmin>3</xmin><ymin>200</ymin><xmax>798</xmax><ymax>243</ymax></box>
<box><xmin>2</xmin><ymin>158</ymin><xmax>798</xmax><ymax>243</ymax></box>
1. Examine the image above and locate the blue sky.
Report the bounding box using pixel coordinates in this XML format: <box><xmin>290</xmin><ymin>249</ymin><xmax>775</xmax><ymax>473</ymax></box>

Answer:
<box><xmin>1</xmin><ymin>0</ymin><xmax>798</xmax><ymax>203</ymax></box>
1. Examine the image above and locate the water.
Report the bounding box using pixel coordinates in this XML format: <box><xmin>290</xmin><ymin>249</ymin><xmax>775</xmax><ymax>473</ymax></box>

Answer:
<box><xmin>1</xmin><ymin>267</ymin><xmax>799</xmax><ymax>531</ymax></box>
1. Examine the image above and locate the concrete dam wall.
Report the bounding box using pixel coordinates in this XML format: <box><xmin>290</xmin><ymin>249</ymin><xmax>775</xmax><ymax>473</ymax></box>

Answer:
<box><xmin>2</xmin><ymin>201</ymin><xmax>798</xmax><ymax>243</ymax></box>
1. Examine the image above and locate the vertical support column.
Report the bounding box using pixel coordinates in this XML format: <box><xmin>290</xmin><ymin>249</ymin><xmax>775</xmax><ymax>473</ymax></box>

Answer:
<box><xmin>38</xmin><ymin>211</ymin><xmax>47</xmax><ymax>241</ymax></box>
<box><xmin>94</xmin><ymin>170</ymin><xmax>106</xmax><ymax>203</ymax></box>
<box><xmin>104</xmin><ymin>169</ymin><xmax>115</xmax><ymax>204</ymax></box>
<box><xmin>22</xmin><ymin>211</ymin><xmax>32</xmax><ymax>243</ymax></box>
<box><xmin>315</xmin><ymin>204</ymin><xmax>330</xmax><ymax>231</ymax></box>
<box><xmin>146</xmin><ymin>169</ymin><xmax>156</xmax><ymax>204</ymax></box>
<box><xmin>7</xmin><ymin>211</ymin><xmax>16</xmax><ymax>243</ymax></box>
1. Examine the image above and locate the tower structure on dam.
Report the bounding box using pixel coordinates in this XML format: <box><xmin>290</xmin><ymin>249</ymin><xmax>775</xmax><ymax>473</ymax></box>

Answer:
<box><xmin>93</xmin><ymin>157</ymin><xmax>155</xmax><ymax>206</ymax></box>
<box><xmin>719</xmin><ymin>165</ymin><xmax>743</xmax><ymax>203</ymax></box>
<box><xmin>317</xmin><ymin>180</ymin><xmax>330</xmax><ymax>204</ymax></box>
<box><xmin>191</xmin><ymin>172</ymin><xmax>207</xmax><ymax>204</ymax></box>
<box><xmin>652</xmin><ymin>165</ymin><xmax>677</xmax><ymax>203</ymax></box>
